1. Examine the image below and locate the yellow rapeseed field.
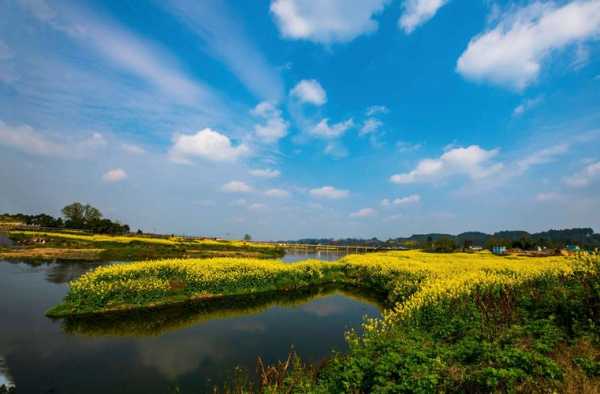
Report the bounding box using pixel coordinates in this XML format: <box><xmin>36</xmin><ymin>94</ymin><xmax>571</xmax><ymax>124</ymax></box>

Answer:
<box><xmin>11</xmin><ymin>230</ymin><xmax>277</xmax><ymax>249</ymax></box>
<box><xmin>50</xmin><ymin>250</ymin><xmax>590</xmax><ymax>318</ymax></box>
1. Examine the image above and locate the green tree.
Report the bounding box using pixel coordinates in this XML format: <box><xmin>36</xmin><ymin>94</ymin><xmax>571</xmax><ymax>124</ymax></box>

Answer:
<box><xmin>83</xmin><ymin>205</ymin><xmax>103</xmax><ymax>222</ymax></box>
<box><xmin>62</xmin><ymin>202</ymin><xmax>103</xmax><ymax>227</ymax></box>
<box><xmin>244</xmin><ymin>234</ymin><xmax>252</xmax><ymax>241</ymax></box>
<box><xmin>62</xmin><ymin>202</ymin><xmax>86</xmax><ymax>224</ymax></box>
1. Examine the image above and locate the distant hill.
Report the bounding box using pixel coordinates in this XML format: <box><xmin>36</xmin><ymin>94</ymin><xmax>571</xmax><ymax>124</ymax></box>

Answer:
<box><xmin>284</xmin><ymin>228</ymin><xmax>600</xmax><ymax>250</ymax></box>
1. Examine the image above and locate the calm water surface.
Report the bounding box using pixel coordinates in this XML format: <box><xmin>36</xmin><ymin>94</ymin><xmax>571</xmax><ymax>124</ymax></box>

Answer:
<box><xmin>0</xmin><ymin>252</ymin><xmax>380</xmax><ymax>393</ymax></box>
<box><xmin>281</xmin><ymin>249</ymin><xmax>348</xmax><ymax>262</ymax></box>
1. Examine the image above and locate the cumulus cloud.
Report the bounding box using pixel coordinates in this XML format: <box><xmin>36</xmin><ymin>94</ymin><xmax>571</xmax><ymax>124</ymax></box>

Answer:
<box><xmin>564</xmin><ymin>160</ymin><xmax>600</xmax><ymax>187</ymax></box>
<box><xmin>457</xmin><ymin>1</ymin><xmax>600</xmax><ymax>90</ymax></box>
<box><xmin>311</xmin><ymin>118</ymin><xmax>354</xmax><ymax>139</ymax></box>
<box><xmin>102</xmin><ymin>168</ymin><xmax>127</xmax><ymax>183</ymax></box>
<box><xmin>360</xmin><ymin>118</ymin><xmax>383</xmax><ymax>135</ymax></box>
<box><xmin>399</xmin><ymin>0</ymin><xmax>449</xmax><ymax>34</ymax></box>
<box><xmin>169</xmin><ymin>128</ymin><xmax>249</xmax><ymax>163</ymax></box>
<box><xmin>270</xmin><ymin>0</ymin><xmax>389</xmax><ymax>44</ymax></box>
<box><xmin>350</xmin><ymin>207</ymin><xmax>377</xmax><ymax>218</ymax></box>
<box><xmin>290</xmin><ymin>79</ymin><xmax>327</xmax><ymax>105</ymax></box>
<box><xmin>222</xmin><ymin>181</ymin><xmax>253</xmax><ymax>193</ymax></box>
<box><xmin>249</xmin><ymin>168</ymin><xmax>280</xmax><ymax>178</ymax></box>
<box><xmin>251</xmin><ymin>101</ymin><xmax>289</xmax><ymax>143</ymax></box>
<box><xmin>0</xmin><ymin>120</ymin><xmax>106</xmax><ymax>158</ymax></box>
<box><xmin>390</xmin><ymin>145</ymin><xmax>503</xmax><ymax>184</ymax></box>
<box><xmin>309</xmin><ymin>186</ymin><xmax>349</xmax><ymax>199</ymax></box>
<box><xmin>264</xmin><ymin>188</ymin><xmax>290</xmax><ymax>198</ymax></box>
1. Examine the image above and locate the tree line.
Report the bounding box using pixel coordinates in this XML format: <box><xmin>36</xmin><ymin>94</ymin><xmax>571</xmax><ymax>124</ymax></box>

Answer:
<box><xmin>285</xmin><ymin>228</ymin><xmax>600</xmax><ymax>251</ymax></box>
<box><xmin>1</xmin><ymin>202</ymin><xmax>130</xmax><ymax>235</ymax></box>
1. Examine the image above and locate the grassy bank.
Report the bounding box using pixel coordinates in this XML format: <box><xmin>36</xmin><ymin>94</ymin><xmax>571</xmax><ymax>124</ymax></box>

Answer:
<box><xmin>48</xmin><ymin>251</ymin><xmax>599</xmax><ymax>392</ymax></box>
<box><xmin>48</xmin><ymin>251</ymin><xmax>568</xmax><ymax>317</ymax></box>
<box><xmin>2</xmin><ymin>230</ymin><xmax>284</xmax><ymax>262</ymax></box>
<box><xmin>60</xmin><ymin>285</ymin><xmax>384</xmax><ymax>337</ymax></box>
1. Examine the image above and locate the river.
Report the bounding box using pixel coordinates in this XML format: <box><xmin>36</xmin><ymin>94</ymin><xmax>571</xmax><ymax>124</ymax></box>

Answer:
<box><xmin>0</xmin><ymin>251</ymin><xmax>379</xmax><ymax>393</ymax></box>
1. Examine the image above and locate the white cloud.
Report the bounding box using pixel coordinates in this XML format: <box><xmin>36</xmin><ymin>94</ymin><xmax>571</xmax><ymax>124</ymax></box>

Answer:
<box><xmin>571</xmin><ymin>43</ymin><xmax>590</xmax><ymax>70</ymax></box>
<box><xmin>513</xmin><ymin>96</ymin><xmax>543</xmax><ymax>116</ymax></box>
<box><xmin>390</xmin><ymin>145</ymin><xmax>502</xmax><ymax>184</ymax></box>
<box><xmin>102</xmin><ymin>168</ymin><xmax>127</xmax><ymax>183</ymax></box>
<box><xmin>366</xmin><ymin>105</ymin><xmax>389</xmax><ymax>116</ymax></box>
<box><xmin>309</xmin><ymin>186</ymin><xmax>349</xmax><ymax>199</ymax></box>
<box><xmin>564</xmin><ymin>160</ymin><xmax>600</xmax><ymax>187</ymax></box>
<box><xmin>457</xmin><ymin>1</ymin><xmax>600</xmax><ymax>90</ymax></box>
<box><xmin>249</xmin><ymin>168</ymin><xmax>281</xmax><ymax>178</ymax></box>
<box><xmin>0</xmin><ymin>121</ymin><xmax>67</xmax><ymax>157</ymax></box>
<box><xmin>0</xmin><ymin>120</ymin><xmax>106</xmax><ymax>158</ymax></box>
<box><xmin>382</xmin><ymin>194</ymin><xmax>421</xmax><ymax>207</ymax></box>
<box><xmin>350</xmin><ymin>207</ymin><xmax>377</xmax><ymax>218</ymax></box>
<box><xmin>323</xmin><ymin>141</ymin><xmax>349</xmax><ymax>158</ymax></box>
<box><xmin>517</xmin><ymin>143</ymin><xmax>569</xmax><ymax>172</ymax></box>
<box><xmin>360</xmin><ymin>118</ymin><xmax>383</xmax><ymax>135</ymax></box>
<box><xmin>396</xmin><ymin>141</ymin><xmax>422</xmax><ymax>152</ymax></box>
<box><xmin>222</xmin><ymin>181</ymin><xmax>253</xmax><ymax>193</ymax></box>
<box><xmin>169</xmin><ymin>128</ymin><xmax>249</xmax><ymax>163</ymax></box>
<box><xmin>290</xmin><ymin>79</ymin><xmax>327</xmax><ymax>105</ymax></box>
<box><xmin>251</xmin><ymin>101</ymin><xmax>289</xmax><ymax>143</ymax></box>
<box><xmin>265</xmin><ymin>188</ymin><xmax>290</xmax><ymax>198</ymax></box>
<box><xmin>270</xmin><ymin>0</ymin><xmax>389</xmax><ymax>44</ymax></box>
<box><xmin>18</xmin><ymin>0</ymin><xmax>224</xmax><ymax>107</ymax></box>
<box><xmin>399</xmin><ymin>0</ymin><xmax>449</xmax><ymax>34</ymax></box>
<box><xmin>121</xmin><ymin>143</ymin><xmax>145</xmax><ymax>155</ymax></box>
<box><xmin>311</xmin><ymin>118</ymin><xmax>354</xmax><ymax>139</ymax></box>
<box><xmin>161</xmin><ymin>0</ymin><xmax>284</xmax><ymax>101</ymax></box>
<box><xmin>393</xmin><ymin>194</ymin><xmax>421</xmax><ymax>206</ymax></box>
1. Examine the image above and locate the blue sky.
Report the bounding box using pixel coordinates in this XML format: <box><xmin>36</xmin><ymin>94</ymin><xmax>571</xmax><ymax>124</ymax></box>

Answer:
<box><xmin>1</xmin><ymin>0</ymin><xmax>599</xmax><ymax>240</ymax></box>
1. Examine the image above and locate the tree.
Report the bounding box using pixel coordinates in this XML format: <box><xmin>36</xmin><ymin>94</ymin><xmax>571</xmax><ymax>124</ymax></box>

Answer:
<box><xmin>62</xmin><ymin>202</ymin><xmax>86</xmax><ymax>224</ymax></box>
<box><xmin>430</xmin><ymin>237</ymin><xmax>457</xmax><ymax>253</ymax></box>
<box><xmin>62</xmin><ymin>202</ymin><xmax>104</xmax><ymax>229</ymax></box>
<box><xmin>83</xmin><ymin>205</ymin><xmax>103</xmax><ymax>222</ymax></box>
<box><xmin>244</xmin><ymin>234</ymin><xmax>252</xmax><ymax>241</ymax></box>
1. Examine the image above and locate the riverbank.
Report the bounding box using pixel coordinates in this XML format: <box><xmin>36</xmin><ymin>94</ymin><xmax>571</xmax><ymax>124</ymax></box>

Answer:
<box><xmin>0</xmin><ymin>230</ymin><xmax>285</xmax><ymax>262</ymax></box>
<box><xmin>47</xmin><ymin>251</ymin><xmax>600</xmax><ymax>392</ymax></box>
<box><xmin>47</xmin><ymin>251</ymin><xmax>570</xmax><ymax>318</ymax></box>
<box><xmin>60</xmin><ymin>284</ymin><xmax>384</xmax><ymax>337</ymax></box>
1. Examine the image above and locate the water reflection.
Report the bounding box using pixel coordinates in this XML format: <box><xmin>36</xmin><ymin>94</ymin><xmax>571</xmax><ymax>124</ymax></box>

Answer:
<box><xmin>61</xmin><ymin>285</ymin><xmax>383</xmax><ymax>337</ymax></box>
<box><xmin>0</xmin><ymin>260</ymin><xmax>381</xmax><ymax>393</ymax></box>
<box><xmin>0</xmin><ymin>356</ymin><xmax>15</xmax><ymax>392</ymax></box>
<box><xmin>282</xmin><ymin>249</ymin><xmax>348</xmax><ymax>263</ymax></box>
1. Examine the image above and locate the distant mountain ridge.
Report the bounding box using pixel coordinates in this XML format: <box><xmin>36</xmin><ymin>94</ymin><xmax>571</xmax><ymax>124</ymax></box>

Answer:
<box><xmin>285</xmin><ymin>228</ymin><xmax>600</xmax><ymax>249</ymax></box>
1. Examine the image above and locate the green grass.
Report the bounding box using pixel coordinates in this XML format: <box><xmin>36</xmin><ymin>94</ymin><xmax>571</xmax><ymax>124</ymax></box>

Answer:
<box><xmin>46</xmin><ymin>251</ymin><xmax>599</xmax><ymax>392</ymax></box>
<box><xmin>4</xmin><ymin>230</ymin><xmax>285</xmax><ymax>262</ymax></box>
